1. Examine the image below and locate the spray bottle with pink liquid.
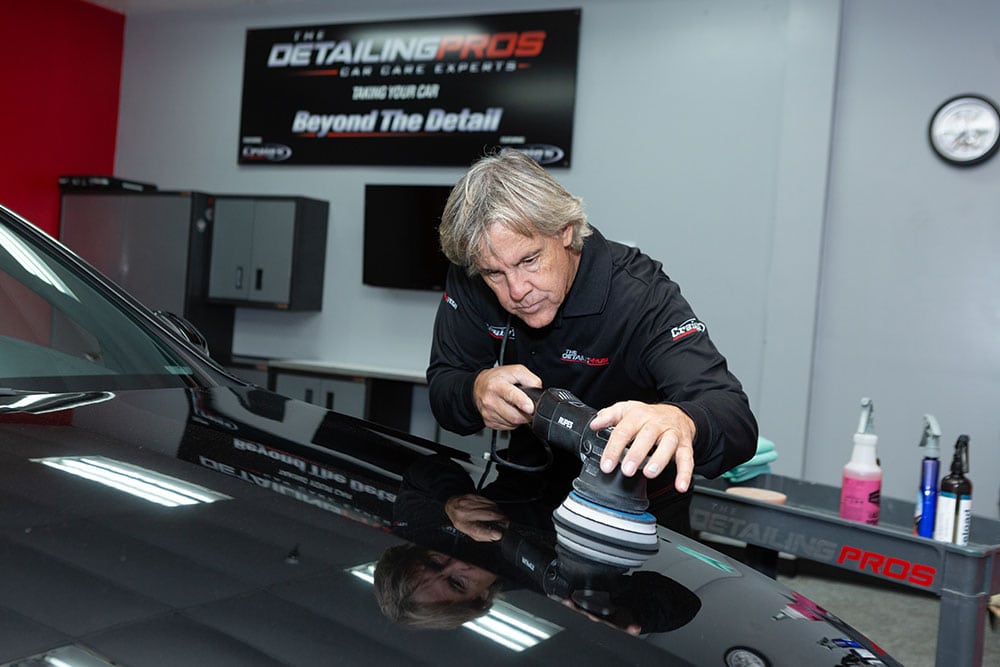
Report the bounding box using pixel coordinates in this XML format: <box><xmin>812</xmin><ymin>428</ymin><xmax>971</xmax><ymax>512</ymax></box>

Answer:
<box><xmin>839</xmin><ymin>397</ymin><xmax>882</xmax><ymax>525</ymax></box>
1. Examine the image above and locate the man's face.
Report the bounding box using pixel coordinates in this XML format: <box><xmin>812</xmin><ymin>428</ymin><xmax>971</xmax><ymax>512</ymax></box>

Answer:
<box><xmin>476</xmin><ymin>222</ymin><xmax>580</xmax><ymax>329</ymax></box>
<box><xmin>410</xmin><ymin>551</ymin><xmax>497</xmax><ymax>604</ymax></box>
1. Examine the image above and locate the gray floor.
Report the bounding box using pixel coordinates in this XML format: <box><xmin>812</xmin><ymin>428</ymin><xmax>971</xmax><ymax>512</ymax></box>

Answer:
<box><xmin>774</xmin><ymin>560</ymin><xmax>1000</xmax><ymax>667</ymax></box>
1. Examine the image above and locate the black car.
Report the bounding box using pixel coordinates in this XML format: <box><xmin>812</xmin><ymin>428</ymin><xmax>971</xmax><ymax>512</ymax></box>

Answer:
<box><xmin>0</xmin><ymin>203</ymin><xmax>901</xmax><ymax>666</ymax></box>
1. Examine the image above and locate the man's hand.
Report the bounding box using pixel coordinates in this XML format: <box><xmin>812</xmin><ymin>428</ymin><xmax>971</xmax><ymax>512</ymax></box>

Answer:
<box><xmin>588</xmin><ymin>402</ymin><xmax>696</xmax><ymax>493</ymax></box>
<box><xmin>444</xmin><ymin>494</ymin><xmax>510</xmax><ymax>542</ymax></box>
<box><xmin>473</xmin><ymin>365</ymin><xmax>542</xmax><ymax>430</ymax></box>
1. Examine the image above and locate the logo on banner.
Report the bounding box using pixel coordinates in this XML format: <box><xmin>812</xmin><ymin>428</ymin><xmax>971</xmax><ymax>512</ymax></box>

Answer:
<box><xmin>265</xmin><ymin>31</ymin><xmax>548</xmax><ymax>70</ymax></box>
<box><xmin>241</xmin><ymin>143</ymin><xmax>293</xmax><ymax>161</ymax></box>
<box><xmin>239</xmin><ymin>10</ymin><xmax>580</xmax><ymax>166</ymax></box>
<box><xmin>513</xmin><ymin>144</ymin><xmax>565</xmax><ymax>165</ymax></box>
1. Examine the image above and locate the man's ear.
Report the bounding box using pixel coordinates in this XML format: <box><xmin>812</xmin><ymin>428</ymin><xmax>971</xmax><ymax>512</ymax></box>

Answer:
<box><xmin>560</xmin><ymin>223</ymin><xmax>574</xmax><ymax>248</ymax></box>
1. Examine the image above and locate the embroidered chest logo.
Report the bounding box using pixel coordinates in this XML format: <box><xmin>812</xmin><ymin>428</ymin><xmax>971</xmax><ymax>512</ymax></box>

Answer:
<box><xmin>671</xmin><ymin>318</ymin><xmax>705</xmax><ymax>341</ymax></box>
<box><xmin>487</xmin><ymin>323</ymin><xmax>515</xmax><ymax>340</ymax></box>
<box><xmin>560</xmin><ymin>349</ymin><xmax>609</xmax><ymax>367</ymax></box>
<box><xmin>443</xmin><ymin>292</ymin><xmax>458</xmax><ymax>310</ymax></box>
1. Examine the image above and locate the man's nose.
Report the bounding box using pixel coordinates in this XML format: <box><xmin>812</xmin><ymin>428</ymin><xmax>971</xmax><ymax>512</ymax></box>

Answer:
<box><xmin>507</xmin><ymin>271</ymin><xmax>531</xmax><ymax>301</ymax></box>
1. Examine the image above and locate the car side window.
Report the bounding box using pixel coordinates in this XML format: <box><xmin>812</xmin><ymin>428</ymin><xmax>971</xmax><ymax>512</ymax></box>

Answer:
<box><xmin>0</xmin><ymin>222</ymin><xmax>193</xmax><ymax>391</ymax></box>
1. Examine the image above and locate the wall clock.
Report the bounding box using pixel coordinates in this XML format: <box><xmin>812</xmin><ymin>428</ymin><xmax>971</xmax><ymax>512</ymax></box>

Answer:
<box><xmin>928</xmin><ymin>94</ymin><xmax>1000</xmax><ymax>166</ymax></box>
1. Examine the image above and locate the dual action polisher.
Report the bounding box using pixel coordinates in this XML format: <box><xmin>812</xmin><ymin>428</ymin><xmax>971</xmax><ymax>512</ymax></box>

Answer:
<box><xmin>520</xmin><ymin>387</ymin><xmax>660</xmax><ymax>568</ymax></box>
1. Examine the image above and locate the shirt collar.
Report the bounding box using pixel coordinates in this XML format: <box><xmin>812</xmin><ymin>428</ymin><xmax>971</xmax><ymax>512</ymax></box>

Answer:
<box><xmin>557</xmin><ymin>226</ymin><xmax>611</xmax><ymax>320</ymax></box>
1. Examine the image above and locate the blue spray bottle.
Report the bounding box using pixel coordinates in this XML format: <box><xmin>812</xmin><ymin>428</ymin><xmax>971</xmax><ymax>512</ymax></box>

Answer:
<box><xmin>913</xmin><ymin>414</ymin><xmax>941</xmax><ymax>538</ymax></box>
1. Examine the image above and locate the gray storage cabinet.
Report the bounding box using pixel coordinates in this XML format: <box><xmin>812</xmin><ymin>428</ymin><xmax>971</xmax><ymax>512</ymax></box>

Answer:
<box><xmin>208</xmin><ymin>195</ymin><xmax>328</xmax><ymax>310</ymax></box>
<box><xmin>267</xmin><ymin>361</ymin><xmax>423</xmax><ymax>434</ymax></box>
<box><xmin>59</xmin><ymin>191</ymin><xmax>236</xmax><ymax>363</ymax></box>
<box><xmin>273</xmin><ymin>372</ymin><xmax>367</xmax><ymax>419</ymax></box>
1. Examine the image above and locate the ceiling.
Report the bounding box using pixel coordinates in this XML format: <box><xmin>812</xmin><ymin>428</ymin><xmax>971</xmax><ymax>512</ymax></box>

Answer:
<box><xmin>84</xmin><ymin>0</ymin><xmax>307</xmax><ymax>14</ymax></box>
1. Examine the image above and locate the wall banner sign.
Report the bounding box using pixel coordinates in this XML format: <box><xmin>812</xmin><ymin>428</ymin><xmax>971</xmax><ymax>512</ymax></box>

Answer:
<box><xmin>238</xmin><ymin>9</ymin><xmax>580</xmax><ymax>167</ymax></box>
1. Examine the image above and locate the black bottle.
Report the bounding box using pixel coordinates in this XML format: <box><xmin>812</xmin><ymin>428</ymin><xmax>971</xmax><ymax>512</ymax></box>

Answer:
<box><xmin>932</xmin><ymin>435</ymin><xmax>973</xmax><ymax>545</ymax></box>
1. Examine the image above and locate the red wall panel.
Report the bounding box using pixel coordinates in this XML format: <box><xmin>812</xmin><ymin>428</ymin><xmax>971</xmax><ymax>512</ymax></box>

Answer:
<box><xmin>0</xmin><ymin>0</ymin><xmax>124</xmax><ymax>235</ymax></box>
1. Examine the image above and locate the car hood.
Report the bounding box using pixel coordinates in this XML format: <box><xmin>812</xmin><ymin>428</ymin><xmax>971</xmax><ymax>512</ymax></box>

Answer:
<box><xmin>0</xmin><ymin>384</ymin><xmax>900</xmax><ymax>666</ymax></box>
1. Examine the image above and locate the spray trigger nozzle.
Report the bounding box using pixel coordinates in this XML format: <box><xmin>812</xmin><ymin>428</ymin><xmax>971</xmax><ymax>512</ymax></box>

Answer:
<box><xmin>856</xmin><ymin>398</ymin><xmax>874</xmax><ymax>435</ymax></box>
<box><xmin>951</xmin><ymin>435</ymin><xmax>970</xmax><ymax>475</ymax></box>
<box><xmin>919</xmin><ymin>414</ymin><xmax>941</xmax><ymax>457</ymax></box>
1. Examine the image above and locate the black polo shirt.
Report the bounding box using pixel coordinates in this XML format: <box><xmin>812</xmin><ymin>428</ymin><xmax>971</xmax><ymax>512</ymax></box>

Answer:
<box><xmin>427</xmin><ymin>227</ymin><xmax>757</xmax><ymax>512</ymax></box>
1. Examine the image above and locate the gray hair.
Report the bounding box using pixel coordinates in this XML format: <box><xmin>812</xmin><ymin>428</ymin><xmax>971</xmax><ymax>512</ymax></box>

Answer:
<box><xmin>439</xmin><ymin>149</ymin><xmax>591</xmax><ymax>273</ymax></box>
<box><xmin>374</xmin><ymin>544</ymin><xmax>499</xmax><ymax>630</ymax></box>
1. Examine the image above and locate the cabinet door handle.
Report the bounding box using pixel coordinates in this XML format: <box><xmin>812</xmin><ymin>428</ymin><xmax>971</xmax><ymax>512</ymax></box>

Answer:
<box><xmin>235</xmin><ymin>266</ymin><xmax>243</xmax><ymax>289</ymax></box>
<box><xmin>325</xmin><ymin>391</ymin><xmax>334</xmax><ymax>410</ymax></box>
<box><xmin>255</xmin><ymin>268</ymin><xmax>263</xmax><ymax>291</ymax></box>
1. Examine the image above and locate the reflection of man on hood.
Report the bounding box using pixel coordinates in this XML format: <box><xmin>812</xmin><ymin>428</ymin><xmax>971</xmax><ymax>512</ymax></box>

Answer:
<box><xmin>375</xmin><ymin>454</ymin><xmax>701</xmax><ymax>634</ymax></box>
<box><xmin>374</xmin><ymin>544</ymin><xmax>501</xmax><ymax>630</ymax></box>
<box><xmin>374</xmin><ymin>453</ymin><xmax>552</xmax><ymax>629</ymax></box>
<box><xmin>392</xmin><ymin>453</ymin><xmax>556</xmax><ymax>544</ymax></box>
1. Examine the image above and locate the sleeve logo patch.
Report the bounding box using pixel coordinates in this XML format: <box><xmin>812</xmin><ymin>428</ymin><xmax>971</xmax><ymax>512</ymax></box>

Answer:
<box><xmin>671</xmin><ymin>318</ymin><xmax>706</xmax><ymax>341</ymax></box>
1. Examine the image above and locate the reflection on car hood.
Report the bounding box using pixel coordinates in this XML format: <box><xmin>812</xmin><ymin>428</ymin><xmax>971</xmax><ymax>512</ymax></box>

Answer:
<box><xmin>0</xmin><ymin>385</ymin><xmax>901</xmax><ymax>666</ymax></box>
<box><xmin>0</xmin><ymin>389</ymin><xmax>115</xmax><ymax>414</ymax></box>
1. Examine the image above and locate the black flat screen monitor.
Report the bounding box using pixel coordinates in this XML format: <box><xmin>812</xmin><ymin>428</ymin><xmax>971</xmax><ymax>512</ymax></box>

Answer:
<box><xmin>363</xmin><ymin>184</ymin><xmax>453</xmax><ymax>291</ymax></box>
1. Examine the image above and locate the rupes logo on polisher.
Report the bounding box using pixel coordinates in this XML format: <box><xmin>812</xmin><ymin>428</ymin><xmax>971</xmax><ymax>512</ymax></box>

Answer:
<box><xmin>671</xmin><ymin>318</ymin><xmax>705</xmax><ymax>341</ymax></box>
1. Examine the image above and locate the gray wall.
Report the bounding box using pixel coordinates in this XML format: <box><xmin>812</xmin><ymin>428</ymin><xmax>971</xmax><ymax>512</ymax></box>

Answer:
<box><xmin>808</xmin><ymin>0</ymin><xmax>1000</xmax><ymax>515</ymax></box>
<box><xmin>112</xmin><ymin>0</ymin><xmax>999</xmax><ymax>516</ymax></box>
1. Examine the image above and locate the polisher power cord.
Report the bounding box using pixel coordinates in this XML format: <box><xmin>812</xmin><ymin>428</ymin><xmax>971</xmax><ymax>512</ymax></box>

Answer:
<box><xmin>477</xmin><ymin>315</ymin><xmax>554</xmax><ymax>491</ymax></box>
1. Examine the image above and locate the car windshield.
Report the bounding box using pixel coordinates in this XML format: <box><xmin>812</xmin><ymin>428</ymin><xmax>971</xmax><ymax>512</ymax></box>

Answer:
<box><xmin>0</xmin><ymin>207</ymin><xmax>197</xmax><ymax>393</ymax></box>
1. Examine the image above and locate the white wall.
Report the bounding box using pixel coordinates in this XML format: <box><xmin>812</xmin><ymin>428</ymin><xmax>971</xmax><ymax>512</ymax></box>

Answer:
<box><xmin>113</xmin><ymin>0</ymin><xmax>999</xmax><ymax>517</ymax></box>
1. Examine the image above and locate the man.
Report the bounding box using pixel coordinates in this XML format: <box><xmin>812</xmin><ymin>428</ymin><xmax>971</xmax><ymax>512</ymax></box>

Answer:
<box><xmin>427</xmin><ymin>148</ymin><xmax>757</xmax><ymax>533</ymax></box>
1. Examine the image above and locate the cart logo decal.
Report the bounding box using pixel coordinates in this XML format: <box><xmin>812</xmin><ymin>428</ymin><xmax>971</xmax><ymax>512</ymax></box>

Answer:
<box><xmin>691</xmin><ymin>508</ymin><xmax>939</xmax><ymax>589</ymax></box>
<box><xmin>837</xmin><ymin>545</ymin><xmax>936</xmax><ymax>588</ymax></box>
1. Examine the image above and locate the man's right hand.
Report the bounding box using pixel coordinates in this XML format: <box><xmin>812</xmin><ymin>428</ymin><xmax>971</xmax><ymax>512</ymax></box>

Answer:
<box><xmin>473</xmin><ymin>364</ymin><xmax>542</xmax><ymax>430</ymax></box>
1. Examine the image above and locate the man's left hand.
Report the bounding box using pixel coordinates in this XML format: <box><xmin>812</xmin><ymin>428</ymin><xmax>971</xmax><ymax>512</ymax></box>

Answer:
<box><xmin>444</xmin><ymin>494</ymin><xmax>509</xmax><ymax>542</ymax></box>
<box><xmin>588</xmin><ymin>402</ymin><xmax>696</xmax><ymax>493</ymax></box>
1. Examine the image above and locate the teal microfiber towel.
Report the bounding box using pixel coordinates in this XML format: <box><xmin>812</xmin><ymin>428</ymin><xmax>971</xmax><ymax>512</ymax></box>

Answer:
<box><xmin>722</xmin><ymin>436</ymin><xmax>778</xmax><ymax>483</ymax></box>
